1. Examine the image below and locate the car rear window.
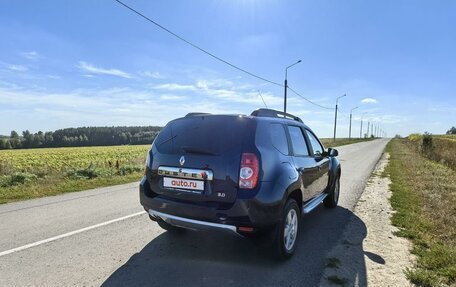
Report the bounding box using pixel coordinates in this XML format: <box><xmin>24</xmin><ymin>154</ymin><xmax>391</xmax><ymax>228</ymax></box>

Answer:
<box><xmin>154</xmin><ymin>115</ymin><xmax>252</xmax><ymax>154</ymax></box>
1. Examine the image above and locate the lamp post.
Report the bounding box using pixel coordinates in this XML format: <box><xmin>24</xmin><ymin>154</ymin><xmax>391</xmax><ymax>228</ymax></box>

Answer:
<box><xmin>367</xmin><ymin>120</ymin><xmax>370</xmax><ymax>138</ymax></box>
<box><xmin>360</xmin><ymin>112</ymin><xmax>367</xmax><ymax>138</ymax></box>
<box><xmin>349</xmin><ymin>106</ymin><xmax>359</xmax><ymax>140</ymax></box>
<box><xmin>283</xmin><ymin>60</ymin><xmax>301</xmax><ymax>114</ymax></box>
<box><xmin>333</xmin><ymin>94</ymin><xmax>346</xmax><ymax>142</ymax></box>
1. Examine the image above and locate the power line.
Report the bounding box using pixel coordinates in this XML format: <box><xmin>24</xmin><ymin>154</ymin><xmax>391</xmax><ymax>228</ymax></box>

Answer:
<box><xmin>337</xmin><ymin>107</ymin><xmax>349</xmax><ymax>115</ymax></box>
<box><xmin>287</xmin><ymin>86</ymin><xmax>333</xmax><ymax>110</ymax></box>
<box><xmin>113</xmin><ymin>0</ymin><xmax>282</xmax><ymax>87</ymax></box>
<box><xmin>113</xmin><ymin>0</ymin><xmax>336</xmax><ymax>112</ymax></box>
<box><xmin>257</xmin><ymin>90</ymin><xmax>268</xmax><ymax>108</ymax></box>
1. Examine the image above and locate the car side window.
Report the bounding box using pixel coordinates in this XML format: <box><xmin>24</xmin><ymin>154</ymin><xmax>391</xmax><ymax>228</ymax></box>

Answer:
<box><xmin>306</xmin><ymin>130</ymin><xmax>324</xmax><ymax>156</ymax></box>
<box><xmin>269</xmin><ymin>123</ymin><xmax>289</xmax><ymax>155</ymax></box>
<box><xmin>287</xmin><ymin>126</ymin><xmax>309</xmax><ymax>156</ymax></box>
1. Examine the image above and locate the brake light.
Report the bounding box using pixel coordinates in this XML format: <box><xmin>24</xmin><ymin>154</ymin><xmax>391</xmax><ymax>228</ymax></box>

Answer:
<box><xmin>239</xmin><ymin>153</ymin><xmax>259</xmax><ymax>189</ymax></box>
<box><xmin>144</xmin><ymin>151</ymin><xmax>151</xmax><ymax>175</ymax></box>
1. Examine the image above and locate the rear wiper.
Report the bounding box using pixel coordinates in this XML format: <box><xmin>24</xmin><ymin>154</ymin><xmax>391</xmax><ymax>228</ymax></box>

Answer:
<box><xmin>157</xmin><ymin>135</ymin><xmax>177</xmax><ymax>148</ymax></box>
<box><xmin>181</xmin><ymin>146</ymin><xmax>219</xmax><ymax>156</ymax></box>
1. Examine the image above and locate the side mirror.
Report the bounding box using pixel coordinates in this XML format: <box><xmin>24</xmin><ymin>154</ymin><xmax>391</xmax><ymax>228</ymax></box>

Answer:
<box><xmin>328</xmin><ymin>148</ymin><xmax>338</xmax><ymax>157</ymax></box>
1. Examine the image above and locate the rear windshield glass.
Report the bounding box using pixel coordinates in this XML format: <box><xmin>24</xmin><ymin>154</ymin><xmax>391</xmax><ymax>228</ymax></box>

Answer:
<box><xmin>154</xmin><ymin>116</ymin><xmax>252</xmax><ymax>154</ymax></box>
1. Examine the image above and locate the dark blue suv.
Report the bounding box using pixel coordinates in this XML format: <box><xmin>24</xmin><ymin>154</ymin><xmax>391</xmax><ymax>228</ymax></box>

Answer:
<box><xmin>140</xmin><ymin>109</ymin><xmax>341</xmax><ymax>259</ymax></box>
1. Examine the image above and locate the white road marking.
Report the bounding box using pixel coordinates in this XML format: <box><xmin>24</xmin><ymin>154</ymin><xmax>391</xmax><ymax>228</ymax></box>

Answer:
<box><xmin>0</xmin><ymin>211</ymin><xmax>146</xmax><ymax>257</ymax></box>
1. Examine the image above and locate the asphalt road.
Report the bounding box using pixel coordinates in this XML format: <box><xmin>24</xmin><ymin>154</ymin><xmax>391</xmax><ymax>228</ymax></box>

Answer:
<box><xmin>0</xmin><ymin>139</ymin><xmax>389</xmax><ymax>287</ymax></box>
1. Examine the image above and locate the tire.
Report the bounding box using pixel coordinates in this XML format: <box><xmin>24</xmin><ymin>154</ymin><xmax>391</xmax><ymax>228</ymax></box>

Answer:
<box><xmin>272</xmin><ymin>198</ymin><xmax>301</xmax><ymax>260</ymax></box>
<box><xmin>324</xmin><ymin>175</ymin><xmax>340</xmax><ymax>208</ymax></box>
<box><xmin>156</xmin><ymin>218</ymin><xmax>186</xmax><ymax>233</ymax></box>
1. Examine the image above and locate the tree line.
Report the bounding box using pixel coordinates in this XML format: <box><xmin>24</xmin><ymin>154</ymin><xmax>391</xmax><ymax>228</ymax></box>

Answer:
<box><xmin>0</xmin><ymin>126</ymin><xmax>162</xmax><ymax>149</ymax></box>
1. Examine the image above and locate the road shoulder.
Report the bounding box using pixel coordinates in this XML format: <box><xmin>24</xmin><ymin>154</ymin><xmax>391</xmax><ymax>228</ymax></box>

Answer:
<box><xmin>320</xmin><ymin>152</ymin><xmax>414</xmax><ymax>286</ymax></box>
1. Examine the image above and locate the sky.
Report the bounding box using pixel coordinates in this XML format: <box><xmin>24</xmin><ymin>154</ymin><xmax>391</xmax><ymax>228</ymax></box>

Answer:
<box><xmin>0</xmin><ymin>0</ymin><xmax>455</xmax><ymax>138</ymax></box>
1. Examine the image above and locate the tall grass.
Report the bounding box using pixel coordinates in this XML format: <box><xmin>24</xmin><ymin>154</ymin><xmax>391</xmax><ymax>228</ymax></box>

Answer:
<box><xmin>407</xmin><ymin>134</ymin><xmax>456</xmax><ymax>170</ymax></box>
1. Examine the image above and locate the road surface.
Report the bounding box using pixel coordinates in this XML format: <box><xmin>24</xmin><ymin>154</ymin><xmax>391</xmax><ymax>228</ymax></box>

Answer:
<box><xmin>0</xmin><ymin>139</ymin><xmax>389</xmax><ymax>286</ymax></box>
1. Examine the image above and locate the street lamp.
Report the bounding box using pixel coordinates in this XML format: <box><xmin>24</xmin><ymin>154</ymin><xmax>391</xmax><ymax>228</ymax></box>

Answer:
<box><xmin>283</xmin><ymin>60</ymin><xmax>302</xmax><ymax>114</ymax></box>
<box><xmin>349</xmin><ymin>106</ymin><xmax>359</xmax><ymax>140</ymax></box>
<box><xmin>367</xmin><ymin>120</ymin><xmax>370</xmax><ymax>138</ymax></box>
<box><xmin>333</xmin><ymin>94</ymin><xmax>346</xmax><ymax>142</ymax></box>
<box><xmin>360</xmin><ymin>112</ymin><xmax>367</xmax><ymax>138</ymax></box>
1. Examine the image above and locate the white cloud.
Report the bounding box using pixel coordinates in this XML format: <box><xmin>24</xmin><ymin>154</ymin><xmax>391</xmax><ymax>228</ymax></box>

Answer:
<box><xmin>160</xmin><ymin>95</ymin><xmax>187</xmax><ymax>100</ymax></box>
<box><xmin>427</xmin><ymin>106</ymin><xmax>456</xmax><ymax>113</ymax></box>
<box><xmin>154</xmin><ymin>83</ymin><xmax>197</xmax><ymax>91</ymax></box>
<box><xmin>20</xmin><ymin>51</ymin><xmax>42</xmax><ymax>61</ymax></box>
<box><xmin>140</xmin><ymin>71</ymin><xmax>164</xmax><ymax>79</ymax></box>
<box><xmin>154</xmin><ymin>80</ymin><xmax>283</xmax><ymax>107</ymax></box>
<box><xmin>76</xmin><ymin>61</ymin><xmax>132</xmax><ymax>79</ymax></box>
<box><xmin>361</xmin><ymin>97</ymin><xmax>378</xmax><ymax>104</ymax></box>
<box><xmin>7</xmin><ymin>64</ymin><xmax>28</xmax><ymax>72</ymax></box>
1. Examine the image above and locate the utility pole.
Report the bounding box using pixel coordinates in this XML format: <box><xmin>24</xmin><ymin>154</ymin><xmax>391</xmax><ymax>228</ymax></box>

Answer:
<box><xmin>349</xmin><ymin>106</ymin><xmax>358</xmax><ymax>140</ymax></box>
<box><xmin>360</xmin><ymin>120</ymin><xmax>362</xmax><ymax>138</ymax></box>
<box><xmin>283</xmin><ymin>60</ymin><xmax>301</xmax><ymax>114</ymax></box>
<box><xmin>367</xmin><ymin>121</ymin><xmax>370</xmax><ymax>138</ymax></box>
<box><xmin>333</xmin><ymin>94</ymin><xmax>346</xmax><ymax>142</ymax></box>
<box><xmin>360</xmin><ymin>112</ymin><xmax>367</xmax><ymax>138</ymax></box>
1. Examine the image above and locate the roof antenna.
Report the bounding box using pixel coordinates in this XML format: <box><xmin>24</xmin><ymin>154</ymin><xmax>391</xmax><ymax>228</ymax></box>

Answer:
<box><xmin>258</xmin><ymin>90</ymin><xmax>268</xmax><ymax>109</ymax></box>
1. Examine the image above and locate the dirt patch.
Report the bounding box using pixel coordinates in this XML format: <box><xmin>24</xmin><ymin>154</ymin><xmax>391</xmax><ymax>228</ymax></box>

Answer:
<box><xmin>320</xmin><ymin>153</ymin><xmax>414</xmax><ymax>286</ymax></box>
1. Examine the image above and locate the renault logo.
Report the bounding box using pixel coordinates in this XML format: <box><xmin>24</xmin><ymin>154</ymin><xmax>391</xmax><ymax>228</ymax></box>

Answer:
<box><xmin>179</xmin><ymin>156</ymin><xmax>185</xmax><ymax>166</ymax></box>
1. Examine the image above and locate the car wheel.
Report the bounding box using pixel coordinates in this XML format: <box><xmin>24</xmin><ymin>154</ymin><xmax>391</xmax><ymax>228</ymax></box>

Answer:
<box><xmin>273</xmin><ymin>198</ymin><xmax>300</xmax><ymax>260</ymax></box>
<box><xmin>324</xmin><ymin>175</ymin><xmax>340</xmax><ymax>208</ymax></box>
<box><xmin>156</xmin><ymin>218</ymin><xmax>186</xmax><ymax>233</ymax></box>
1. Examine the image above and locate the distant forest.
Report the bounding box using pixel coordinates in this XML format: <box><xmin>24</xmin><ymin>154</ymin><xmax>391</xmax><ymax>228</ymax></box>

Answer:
<box><xmin>0</xmin><ymin>126</ymin><xmax>162</xmax><ymax>150</ymax></box>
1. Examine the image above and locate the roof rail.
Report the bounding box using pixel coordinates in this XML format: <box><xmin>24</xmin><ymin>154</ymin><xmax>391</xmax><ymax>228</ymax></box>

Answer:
<box><xmin>185</xmin><ymin>112</ymin><xmax>211</xmax><ymax>117</ymax></box>
<box><xmin>250</xmin><ymin>108</ymin><xmax>303</xmax><ymax>123</ymax></box>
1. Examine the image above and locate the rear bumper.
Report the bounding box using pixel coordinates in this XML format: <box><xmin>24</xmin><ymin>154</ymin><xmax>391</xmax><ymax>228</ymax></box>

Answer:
<box><xmin>140</xmin><ymin>176</ymin><xmax>283</xmax><ymax>231</ymax></box>
<box><xmin>149</xmin><ymin>209</ymin><xmax>239</xmax><ymax>235</ymax></box>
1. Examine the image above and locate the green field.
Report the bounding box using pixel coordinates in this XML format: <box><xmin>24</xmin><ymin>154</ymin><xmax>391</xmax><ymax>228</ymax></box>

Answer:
<box><xmin>0</xmin><ymin>145</ymin><xmax>149</xmax><ymax>204</ymax></box>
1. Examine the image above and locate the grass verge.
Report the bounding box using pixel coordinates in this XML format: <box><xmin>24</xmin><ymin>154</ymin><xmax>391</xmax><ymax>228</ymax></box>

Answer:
<box><xmin>0</xmin><ymin>172</ymin><xmax>142</xmax><ymax>204</ymax></box>
<box><xmin>321</xmin><ymin>137</ymin><xmax>375</xmax><ymax>148</ymax></box>
<box><xmin>384</xmin><ymin>139</ymin><xmax>456</xmax><ymax>286</ymax></box>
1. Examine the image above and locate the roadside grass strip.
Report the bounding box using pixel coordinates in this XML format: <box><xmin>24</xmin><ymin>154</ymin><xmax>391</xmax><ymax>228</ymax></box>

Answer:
<box><xmin>384</xmin><ymin>139</ymin><xmax>456</xmax><ymax>286</ymax></box>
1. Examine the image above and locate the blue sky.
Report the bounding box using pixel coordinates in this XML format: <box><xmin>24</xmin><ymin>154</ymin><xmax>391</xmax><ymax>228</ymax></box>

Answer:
<box><xmin>0</xmin><ymin>0</ymin><xmax>455</xmax><ymax>138</ymax></box>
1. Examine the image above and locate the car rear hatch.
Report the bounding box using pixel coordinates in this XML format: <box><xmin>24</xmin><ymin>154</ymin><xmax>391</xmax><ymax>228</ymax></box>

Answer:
<box><xmin>147</xmin><ymin>115</ymin><xmax>255</xmax><ymax>204</ymax></box>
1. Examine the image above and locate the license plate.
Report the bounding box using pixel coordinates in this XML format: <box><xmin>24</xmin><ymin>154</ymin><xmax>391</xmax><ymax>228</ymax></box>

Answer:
<box><xmin>163</xmin><ymin>177</ymin><xmax>204</xmax><ymax>191</ymax></box>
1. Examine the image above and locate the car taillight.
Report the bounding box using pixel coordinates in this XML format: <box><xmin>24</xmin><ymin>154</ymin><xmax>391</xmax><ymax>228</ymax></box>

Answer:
<box><xmin>239</xmin><ymin>153</ymin><xmax>259</xmax><ymax>189</ymax></box>
<box><xmin>144</xmin><ymin>151</ymin><xmax>151</xmax><ymax>175</ymax></box>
